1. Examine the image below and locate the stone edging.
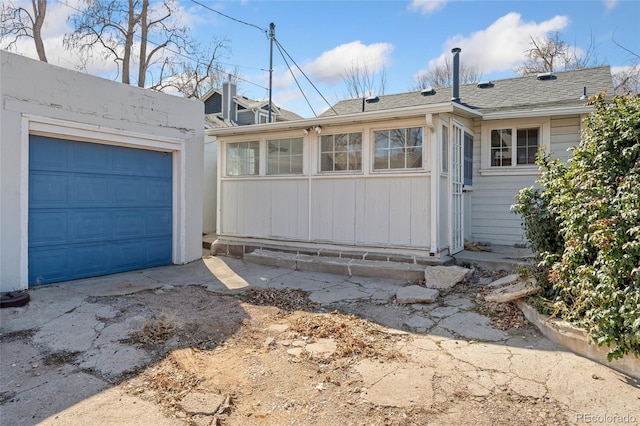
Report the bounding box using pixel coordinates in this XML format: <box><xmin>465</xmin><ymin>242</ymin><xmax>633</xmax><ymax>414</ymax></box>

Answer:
<box><xmin>516</xmin><ymin>300</ymin><xmax>639</xmax><ymax>381</ymax></box>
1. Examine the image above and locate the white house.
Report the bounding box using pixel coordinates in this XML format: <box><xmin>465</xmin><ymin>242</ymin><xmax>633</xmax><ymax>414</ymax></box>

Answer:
<box><xmin>205</xmin><ymin>49</ymin><xmax>613</xmax><ymax>260</ymax></box>
<box><xmin>0</xmin><ymin>50</ymin><xmax>204</xmax><ymax>292</ymax></box>
<box><xmin>201</xmin><ymin>81</ymin><xmax>302</xmax><ymax>234</ymax></box>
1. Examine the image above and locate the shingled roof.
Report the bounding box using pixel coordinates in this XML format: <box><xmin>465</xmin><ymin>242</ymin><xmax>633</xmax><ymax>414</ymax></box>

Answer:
<box><xmin>321</xmin><ymin>66</ymin><xmax>613</xmax><ymax>117</ymax></box>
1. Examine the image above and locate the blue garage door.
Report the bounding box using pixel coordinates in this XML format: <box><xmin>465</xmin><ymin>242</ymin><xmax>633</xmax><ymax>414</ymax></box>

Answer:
<box><xmin>28</xmin><ymin>136</ymin><xmax>173</xmax><ymax>285</ymax></box>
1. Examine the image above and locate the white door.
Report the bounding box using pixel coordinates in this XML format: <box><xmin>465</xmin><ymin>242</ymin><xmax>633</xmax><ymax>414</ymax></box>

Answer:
<box><xmin>450</xmin><ymin>123</ymin><xmax>464</xmax><ymax>254</ymax></box>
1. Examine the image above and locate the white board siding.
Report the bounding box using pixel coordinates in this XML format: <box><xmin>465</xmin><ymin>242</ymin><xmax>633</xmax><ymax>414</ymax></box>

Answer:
<box><xmin>221</xmin><ymin>176</ymin><xmax>430</xmax><ymax>248</ymax></box>
<box><xmin>550</xmin><ymin>116</ymin><xmax>581</xmax><ymax>161</ymax></box>
<box><xmin>469</xmin><ymin>115</ymin><xmax>583</xmax><ymax>246</ymax></box>
<box><xmin>311</xmin><ymin>177</ymin><xmax>430</xmax><ymax>247</ymax></box>
<box><xmin>220</xmin><ymin>179</ymin><xmax>308</xmax><ymax>240</ymax></box>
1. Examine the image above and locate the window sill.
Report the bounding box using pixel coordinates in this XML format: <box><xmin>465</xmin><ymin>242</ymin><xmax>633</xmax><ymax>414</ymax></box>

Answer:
<box><xmin>479</xmin><ymin>167</ymin><xmax>539</xmax><ymax>177</ymax></box>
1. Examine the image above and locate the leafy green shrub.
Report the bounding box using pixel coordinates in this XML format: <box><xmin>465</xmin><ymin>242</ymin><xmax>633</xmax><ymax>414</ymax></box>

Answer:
<box><xmin>513</xmin><ymin>93</ymin><xmax>640</xmax><ymax>360</ymax></box>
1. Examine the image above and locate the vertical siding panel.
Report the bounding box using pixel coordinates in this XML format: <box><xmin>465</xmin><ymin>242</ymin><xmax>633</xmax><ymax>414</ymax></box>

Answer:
<box><xmin>310</xmin><ymin>180</ymin><xmax>334</xmax><ymax>241</ymax></box>
<box><xmin>332</xmin><ymin>179</ymin><xmax>356</xmax><ymax>242</ymax></box>
<box><xmin>364</xmin><ymin>179</ymin><xmax>390</xmax><ymax>244</ymax></box>
<box><xmin>354</xmin><ymin>179</ymin><xmax>367</xmax><ymax>244</ymax></box>
<box><xmin>410</xmin><ymin>177</ymin><xmax>429</xmax><ymax>247</ymax></box>
<box><xmin>220</xmin><ymin>181</ymin><xmax>237</xmax><ymax>234</ymax></box>
<box><xmin>389</xmin><ymin>178</ymin><xmax>411</xmax><ymax>245</ymax></box>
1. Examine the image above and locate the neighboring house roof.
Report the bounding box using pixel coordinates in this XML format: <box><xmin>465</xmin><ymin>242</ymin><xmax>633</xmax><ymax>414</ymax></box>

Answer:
<box><xmin>321</xmin><ymin>66</ymin><xmax>614</xmax><ymax>117</ymax></box>
<box><xmin>201</xmin><ymin>83</ymin><xmax>303</xmax><ymax>127</ymax></box>
<box><xmin>204</xmin><ymin>114</ymin><xmax>238</xmax><ymax>129</ymax></box>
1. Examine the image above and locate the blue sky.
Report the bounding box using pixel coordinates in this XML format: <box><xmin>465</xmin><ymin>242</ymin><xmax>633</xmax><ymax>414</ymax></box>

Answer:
<box><xmin>7</xmin><ymin>0</ymin><xmax>640</xmax><ymax>117</ymax></box>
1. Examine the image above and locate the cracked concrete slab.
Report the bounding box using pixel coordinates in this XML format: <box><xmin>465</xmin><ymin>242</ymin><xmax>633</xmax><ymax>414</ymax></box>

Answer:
<box><xmin>395</xmin><ymin>285</ymin><xmax>439</xmax><ymax>304</ymax></box>
<box><xmin>355</xmin><ymin>360</ymin><xmax>436</xmax><ymax>407</ymax></box>
<box><xmin>438</xmin><ymin>312</ymin><xmax>508</xmax><ymax>341</ymax></box>
<box><xmin>2</xmin><ymin>257</ymin><xmax>639</xmax><ymax>425</ymax></box>
<box><xmin>424</xmin><ymin>265</ymin><xmax>472</xmax><ymax>290</ymax></box>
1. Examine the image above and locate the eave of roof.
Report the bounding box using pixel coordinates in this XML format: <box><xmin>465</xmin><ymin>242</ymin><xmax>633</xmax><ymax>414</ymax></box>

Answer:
<box><xmin>205</xmin><ymin>101</ymin><xmax>480</xmax><ymax>137</ymax></box>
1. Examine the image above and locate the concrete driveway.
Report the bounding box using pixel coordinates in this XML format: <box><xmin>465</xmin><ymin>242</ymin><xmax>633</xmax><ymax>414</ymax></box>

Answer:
<box><xmin>1</xmin><ymin>256</ymin><xmax>638</xmax><ymax>425</ymax></box>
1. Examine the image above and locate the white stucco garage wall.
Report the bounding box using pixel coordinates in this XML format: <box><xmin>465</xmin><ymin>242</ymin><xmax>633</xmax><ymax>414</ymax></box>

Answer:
<box><xmin>0</xmin><ymin>51</ymin><xmax>204</xmax><ymax>292</ymax></box>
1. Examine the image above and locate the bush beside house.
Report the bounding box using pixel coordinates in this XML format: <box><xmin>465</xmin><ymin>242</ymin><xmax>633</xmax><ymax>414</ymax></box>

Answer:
<box><xmin>514</xmin><ymin>93</ymin><xmax>640</xmax><ymax>360</ymax></box>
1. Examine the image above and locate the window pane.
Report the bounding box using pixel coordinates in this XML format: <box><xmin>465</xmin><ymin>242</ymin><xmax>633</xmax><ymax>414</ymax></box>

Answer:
<box><xmin>321</xmin><ymin>135</ymin><xmax>333</xmax><ymax>152</ymax></box>
<box><xmin>491</xmin><ymin>129</ymin><xmax>511</xmax><ymax>167</ymax></box>
<box><xmin>374</xmin><ymin>131</ymin><xmax>389</xmax><ymax>149</ymax></box>
<box><xmin>226</xmin><ymin>141</ymin><xmax>259</xmax><ymax>176</ymax></box>
<box><xmin>267</xmin><ymin>137</ymin><xmax>303</xmax><ymax>175</ymax></box>
<box><xmin>319</xmin><ymin>133</ymin><xmax>362</xmax><ymax>172</ymax></box>
<box><xmin>373</xmin><ymin>127</ymin><xmax>423</xmax><ymax>170</ymax></box>
<box><xmin>516</xmin><ymin>128</ymin><xmax>539</xmax><ymax>165</ymax></box>
<box><xmin>442</xmin><ymin>126</ymin><xmax>449</xmax><ymax>172</ymax></box>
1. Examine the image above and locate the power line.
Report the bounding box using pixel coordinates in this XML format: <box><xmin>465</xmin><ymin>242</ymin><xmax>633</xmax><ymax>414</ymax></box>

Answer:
<box><xmin>189</xmin><ymin>0</ymin><xmax>268</xmax><ymax>36</ymax></box>
<box><xmin>274</xmin><ymin>38</ymin><xmax>339</xmax><ymax>116</ymax></box>
<box><xmin>274</xmin><ymin>38</ymin><xmax>317</xmax><ymax>117</ymax></box>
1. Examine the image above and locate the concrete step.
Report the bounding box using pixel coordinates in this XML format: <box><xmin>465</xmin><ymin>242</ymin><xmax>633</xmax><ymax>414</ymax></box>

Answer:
<box><xmin>245</xmin><ymin>249</ymin><xmax>434</xmax><ymax>281</ymax></box>
<box><xmin>452</xmin><ymin>245</ymin><xmax>534</xmax><ymax>272</ymax></box>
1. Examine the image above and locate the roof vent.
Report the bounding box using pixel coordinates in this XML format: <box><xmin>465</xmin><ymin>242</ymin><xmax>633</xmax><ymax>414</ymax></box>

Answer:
<box><xmin>536</xmin><ymin>72</ymin><xmax>557</xmax><ymax>81</ymax></box>
<box><xmin>476</xmin><ymin>81</ymin><xmax>494</xmax><ymax>89</ymax></box>
<box><xmin>365</xmin><ymin>95</ymin><xmax>379</xmax><ymax>103</ymax></box>
<box><xmin>421</xmin><ymin>87</ymin><xmax>436</xmax><ymax>96</ymax></box>
<box><xmin>580</xmin><ymin>86</ymin><xmax>588</xmax><ymax>100</ymax></box>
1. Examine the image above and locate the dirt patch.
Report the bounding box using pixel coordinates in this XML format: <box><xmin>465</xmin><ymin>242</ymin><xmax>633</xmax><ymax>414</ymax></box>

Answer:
<box><xmin>42</xmin><ymin>350</ymin><xmax>81</xmax><ymax>367</ymax></box>
<box><xmin>106</xmin><ymin>286</ymin><xmax>570</xmax><ymax>425</ymax></box>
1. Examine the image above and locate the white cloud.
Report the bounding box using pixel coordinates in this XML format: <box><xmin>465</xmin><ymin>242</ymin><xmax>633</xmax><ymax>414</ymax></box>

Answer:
<box><xmin>407</xmin><ymin>0</ymin><xmax>448</xmax><ymax>15</ymax></box>
<box><xmin>416</xmin><ymin>12</ymin><xmax>570</xmax><ymax>77</ymax></box>
<box><xmin>603</xmin><ymin>0</ymin><xmax>618</xmax><ymax>11</ymax></box>
<box><xmin>303</xmin><ymin>41</ymin><xmax>394</xmax><ymax>86</ymax></box>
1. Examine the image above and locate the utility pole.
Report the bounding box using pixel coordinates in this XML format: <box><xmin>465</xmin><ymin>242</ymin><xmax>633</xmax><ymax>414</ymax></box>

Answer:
<box><xmin>268</xmin><ymin>22</ymin><xmax>275</xmax><ymax>123</ymax></box>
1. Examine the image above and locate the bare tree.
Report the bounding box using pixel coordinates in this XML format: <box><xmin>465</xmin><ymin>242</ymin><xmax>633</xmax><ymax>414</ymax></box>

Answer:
<box><xmin>148</xmin><ymin>37</ymin><xmax>235</xmax><ymax>98</ymax></box>
<box><xmin>65</xmin><ymin>0</ymin><xmax>230</xmax><ymax>92</ymax></box>
<box><xmin>0</xmin><ymin>0</ymin><xmax>48</xmax><ymax>62</ymax></box>
<box><xmin>412</xmin><ymin>57</ymin><xmax>482</xmax><ymax>89</ymax></box>
<box><xmin>341</xmin><ymin>61</ymin><xmax>387</xmax><ymax>99</ymax></box>
<box><xmin>613</xmin><ymin>65</ymin><xmax>640</xmax><ymax>95</ymax></box>
<box><xmin>513</xmin><ymin>32</ymin><xmax>601</xmax><ymax>76</ymax></box>
<box><xmin>611</xmin><ymin>38</ymin><xmax>640</xmax><ymax>95</ymax></box>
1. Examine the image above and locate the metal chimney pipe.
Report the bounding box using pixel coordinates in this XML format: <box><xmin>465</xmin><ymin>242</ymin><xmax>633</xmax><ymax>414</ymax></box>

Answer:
<box><xmin>451</xmin><ymin>47</ymin><xmax>461</xmax><ymax>103</ymax></box>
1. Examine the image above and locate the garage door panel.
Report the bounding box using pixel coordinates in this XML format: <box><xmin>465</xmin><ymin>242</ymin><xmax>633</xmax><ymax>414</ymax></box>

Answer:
<box><xmin>112</xmin><ymin>176</ymin><xmax>147</xmax><ymax>205</ymax></box>
<box><xmin>112</xmin><ymin>148</ymin><xmax>172</xmax><ymax>177</ymax></box>
<box><xmin>146</xmin><ymin>237</ymin><xmax>173</xmax><ymax>266</ymax></box>
<box><xmin>72</xmin><ymin>244</ymin><xmax>110</xmax><ymax>276</ymax></box>
<box><xmin>71</xmin><ymin>211</ymin><xmax>111</xmax><ymax>242</ymax></box>
<box><xmin>29</xmin><ymin>246</ymin><xmax>69</xmax><ymax>285</ymax></box>
<box><xmin>30</xmin><ymin>173</ymin><xmax>69</xmax><ymax>207</ymax></box>
<box><xmin>72</xmin><ymin>142</ymin><xmax>110</xmax><ymax>172</ymax></box>
<box><xmin>146</xmin><ymin>209</ymin><xmax>172</xmax><ymax>235</ymax></box>
<box><xmin>29</xmin><ymin>136</ymin><xmax>173</xmax><ymax>285</ymax></box>
<box><xmin>146</xmin><ymin>179</ymin><xmax>173</xmax><ymax>204</ymax></box>
<box><xmin>113</xmin><ymin>211</ymin><xmax>145</xmax><ymax>239</ymax></box>
<box><xmin>111</xmin><ymin>240</ymin><xmax>145</xmax><ymax>271</ymax></box>
<box><xmin>29</xmin><ymin>211</ymin><xmax>69</xmax><ymax>245</ymax></box>
<box><xmin>30</xmin><ymin>136</ymin><xmax>69</xmax><ymax>170</ymax></box>
<box><xmin>72</xmin><ymin>175</ymin><xmax>110</xmax><ymax>206</ymax></box>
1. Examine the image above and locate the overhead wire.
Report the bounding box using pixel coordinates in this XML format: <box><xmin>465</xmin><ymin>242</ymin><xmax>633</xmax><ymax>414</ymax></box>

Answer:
<box><xmin>273</xmin><ymin>39</ymin><xmax>316</xmax><ymax>117</ymax></box>
<box><xmin>273</xmin><ymin>38</ymin><xmax>339</xmax><ymax>116</ymax></box>
<box><xmin>189</xmin><ymin>0</ymin><xmax>268</xmax><ymax>36</ymax></box>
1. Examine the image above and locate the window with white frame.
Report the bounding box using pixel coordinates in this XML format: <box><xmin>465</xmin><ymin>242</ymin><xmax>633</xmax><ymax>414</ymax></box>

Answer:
<box><xmin>373</xmin><ymin>127</ymin><xmax>423</xmax><ymax>170</ymax></box>
<box><xmin>320</xmin><ymin>132</ymin><xmax>362</xmax><ymax>172</ymax></box>
<box><xmin>226</xmin><ymin>141</ymin><xmax>259</xmax><ymax>176</ymax></box>
<box><xmin>267</xmin><ymin>137</ymin><xmax>303</xmax><ymax>175</ymax></box>
<box><xmin>441</xmin><ymin>124</ymin><xmax>449</xmax><ymax>173</ymax></box>
<box><xmin>490</xmin><ymin>126</ymin><xmax>540</xmax><ymax>167</ymax></box>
